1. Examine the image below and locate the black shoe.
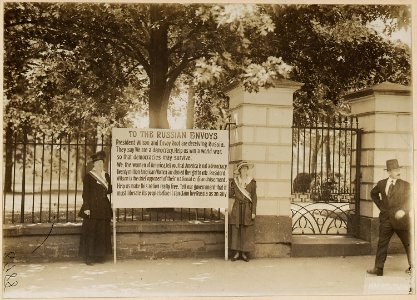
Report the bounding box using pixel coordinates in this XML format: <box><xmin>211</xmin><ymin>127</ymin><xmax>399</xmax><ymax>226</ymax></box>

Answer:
<box><xmin>241</xmin><ymin>253</ymin><xmax>249</xmax><ymax>262</ymax></box>
<box><xmin>85</xmin><ymin>258</ymin><xmax>94</xmax><ymax>266</ymax></box>
<box><xmin>367</xmin><ymin>267</ymin><xmax>383</xmax><ymax>276</ymax></box>
<box><xmin>406</xmin><ymin>267</ymin><xmax>412</xmax><ymax>274</ymax></box>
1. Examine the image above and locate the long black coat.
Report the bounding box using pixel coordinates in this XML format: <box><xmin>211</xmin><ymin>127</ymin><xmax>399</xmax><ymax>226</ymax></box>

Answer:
<box><xmin>371</xmin><ymin>178</ymin><xmax>411</xmax><ymax>230</ymax></box>
<box><xmin>78</xmin><ymin>171</ymin><xmax>112</xmax><ymax>258</ymax></box>
<box><xmin>78</xmin><ymin>171</ymin><xmax>112</xmax><ymax>219</ymax></box>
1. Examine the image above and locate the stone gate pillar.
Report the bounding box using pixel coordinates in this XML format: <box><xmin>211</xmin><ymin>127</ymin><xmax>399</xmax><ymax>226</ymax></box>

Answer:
<box><xmin>226</xmin><ymin>79</ymin><xmax>303</xmax><ymax>257</ymax></box>
<box><xmin>344</xmin><ymin>82</ymin><xmax>413</xmax><ymax>252</ymax></box>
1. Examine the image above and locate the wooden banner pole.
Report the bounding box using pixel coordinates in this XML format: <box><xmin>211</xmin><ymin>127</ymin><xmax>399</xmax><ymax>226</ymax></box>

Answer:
<box><xmin>113</xmin><ymin>208</ymin><xmax>116</xmax><ymax>264</ymax></box>
<box><xmin>225</xmin><ymin>208</ymin><xmax>228</xmax><ymax>261</ymax></box>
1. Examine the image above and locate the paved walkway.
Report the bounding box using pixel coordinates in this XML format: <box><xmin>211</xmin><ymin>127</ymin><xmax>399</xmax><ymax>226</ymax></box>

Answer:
<box><xmin>2</xmin><ymin>254</ymin><xmax>413</xmax><ymax>299</ymax></box>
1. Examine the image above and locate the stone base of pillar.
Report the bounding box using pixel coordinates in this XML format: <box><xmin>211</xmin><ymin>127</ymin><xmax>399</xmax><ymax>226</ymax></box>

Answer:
<box><xmin>358</xmin><ymin>216</ymin><xmax>380</xmax><ymax>248</ymax></box>
<box><xmin>254</xmin><ymin>215</ymin><xmax>292</xmax><ymax>258</ymax></box>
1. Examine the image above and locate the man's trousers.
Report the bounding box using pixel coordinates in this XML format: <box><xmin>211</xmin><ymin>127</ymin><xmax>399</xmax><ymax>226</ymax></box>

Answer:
<box><xmin>374</xmin><ymin>218</ymin><xmax>411</xmax><ymax>269</ymax></box>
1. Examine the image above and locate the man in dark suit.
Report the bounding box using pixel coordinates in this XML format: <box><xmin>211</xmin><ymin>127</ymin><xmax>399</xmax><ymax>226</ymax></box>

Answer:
<box><xmin>367</xmin><ymin>159</ymin><xmax>412</xmax><ymax>276</ymax></box>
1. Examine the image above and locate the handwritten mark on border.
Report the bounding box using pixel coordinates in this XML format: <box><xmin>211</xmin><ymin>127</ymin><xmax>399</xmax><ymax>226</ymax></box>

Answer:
<box><xmin>3</xmin><ymin>252</ymin><xmax>18</xmax><ymax>290</ymax></box>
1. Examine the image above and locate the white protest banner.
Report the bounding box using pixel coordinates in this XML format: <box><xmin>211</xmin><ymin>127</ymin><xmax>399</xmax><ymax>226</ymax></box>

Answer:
<box><xmin>111</xmin><ymin>128</ymin><xmax>229</xmax><ymax>208</ymax></box>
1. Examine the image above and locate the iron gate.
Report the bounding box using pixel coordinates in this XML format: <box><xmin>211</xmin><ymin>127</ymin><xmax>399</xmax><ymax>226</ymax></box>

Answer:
<box><xmin>290</xmin><ymin>116</ymin><xmax>362</xmax><ymax>235</ymax></box>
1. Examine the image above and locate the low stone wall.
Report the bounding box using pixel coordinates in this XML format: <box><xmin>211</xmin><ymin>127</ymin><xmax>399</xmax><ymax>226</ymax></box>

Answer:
<box><xmin>3</xmin><ymin>222</ymin><xmax>225</xmax><ymax>263</ymax></box>
<box><xmin>3</xmin><ymin>224</ymin><xmax>83</xmax><ymax>262</ymax></box>
<box><xmin>9</xmin><ymin>216</ymin><xmax>403</xmax><ymax>262</ymax></box>
<box><xmin>116</xmin><ymin>222</ymin><xmax>225</xmax><ymax>259</ymax></box>
<box><xmin>3</xmin><ymin>216</ymin><xmax>294</xmax><ymax>263</ymax></box>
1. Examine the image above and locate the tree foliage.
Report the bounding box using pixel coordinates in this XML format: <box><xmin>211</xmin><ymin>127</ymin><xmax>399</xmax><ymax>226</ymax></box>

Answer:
<box><xmin>4</xmin><ymin>2</ymin><xmax>147</xmax><ymax>136</ymax></box>
<box><xmin>3</xmin><ymin>3</ymin><xmax>411</xmax><ymax>132</ymax></box>
<box><xmin>269</xmin><ymin>4</ymin><xmax>411</xmax><ymax>119</ymax></box>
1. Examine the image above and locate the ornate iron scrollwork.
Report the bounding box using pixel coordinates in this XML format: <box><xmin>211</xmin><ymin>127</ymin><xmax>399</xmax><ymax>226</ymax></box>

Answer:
<box><xmin>291</xmin><ymin>202</ymin><xmax>354</xmax><ymax>235</ymax></box>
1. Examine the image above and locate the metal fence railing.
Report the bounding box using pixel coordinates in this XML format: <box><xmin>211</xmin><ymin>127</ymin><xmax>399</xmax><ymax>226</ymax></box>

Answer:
<box><xmin>3</xmin><ymin>130</ymin><xmax>223</xmax><ymax>224</ymax></box>
<box><xmin>291</xmin><ymin>115</ymin><xmax>360</xmax><ymax>201</ymax></box>
<box><xmin>290</xmin><ymin>115</ymin><xmax>362</xmax><ymax>235</ymax></box>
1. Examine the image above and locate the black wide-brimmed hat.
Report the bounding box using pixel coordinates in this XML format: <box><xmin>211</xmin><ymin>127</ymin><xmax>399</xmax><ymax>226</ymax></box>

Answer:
<box><xmin>385</xmin><ymin>159</ymin><xmax>402</xmax><ymax>171</ymax></box>
<box><xmin>91</xmin><ymin>150</ymin><xmax>106</xmax><ymax>162</ymax></box>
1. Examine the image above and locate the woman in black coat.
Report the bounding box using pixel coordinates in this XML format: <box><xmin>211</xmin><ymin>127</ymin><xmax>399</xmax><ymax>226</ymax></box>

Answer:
<box><xmin>78</xmin><ymin>150</ymin><xmax>112</xmax><ymax>265</ymax></box>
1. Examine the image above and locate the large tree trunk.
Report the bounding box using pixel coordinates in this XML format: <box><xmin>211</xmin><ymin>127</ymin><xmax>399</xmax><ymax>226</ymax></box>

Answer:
<box><xmin>148</xmin><ymin>5</ymin><xmax>170</xmax><ymax>129</ymax></box>
<box><xmin>186</xmin><ymin>87</ymin><xmax>195</xmax><ymax>129</ymax></box>
<box><xmin>149</xmin><ymin>86</ymin><xmax>170</xmax><ymax>128</ymax></box>
<box><xmin>147</xmin><ymin>5</ymin><xmax>173</xmax><ymax>213</ymax></box>
<box><xmin>4</xmin><ymin>123</ymin><xmax>14</xmax><ymax>192</ymax></box>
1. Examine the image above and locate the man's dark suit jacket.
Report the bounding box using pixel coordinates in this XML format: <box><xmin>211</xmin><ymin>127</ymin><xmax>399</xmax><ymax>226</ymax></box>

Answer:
<box><xmin>371</xmin><ymin>178</ymin><xmax>411</xmax><ymax>230</ymax></box>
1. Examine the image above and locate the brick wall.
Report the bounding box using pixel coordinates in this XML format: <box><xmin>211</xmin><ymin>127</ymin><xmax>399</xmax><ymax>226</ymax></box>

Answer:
<box><xmin>3</xmin><ymin>222</ymin><xmax>225</xmax><ymax>263</ymax></box>
<box><xmin>3</xmin><ymin>219</ymin><xmax>298</xmax><ymax>262</ymax></box>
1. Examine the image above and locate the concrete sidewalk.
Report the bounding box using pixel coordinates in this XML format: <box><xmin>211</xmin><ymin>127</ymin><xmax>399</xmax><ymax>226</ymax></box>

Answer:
<box><xmin>2</xmin><ymin>254</ymin><xmax>414</xmax><ymax>298</ymax></box>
